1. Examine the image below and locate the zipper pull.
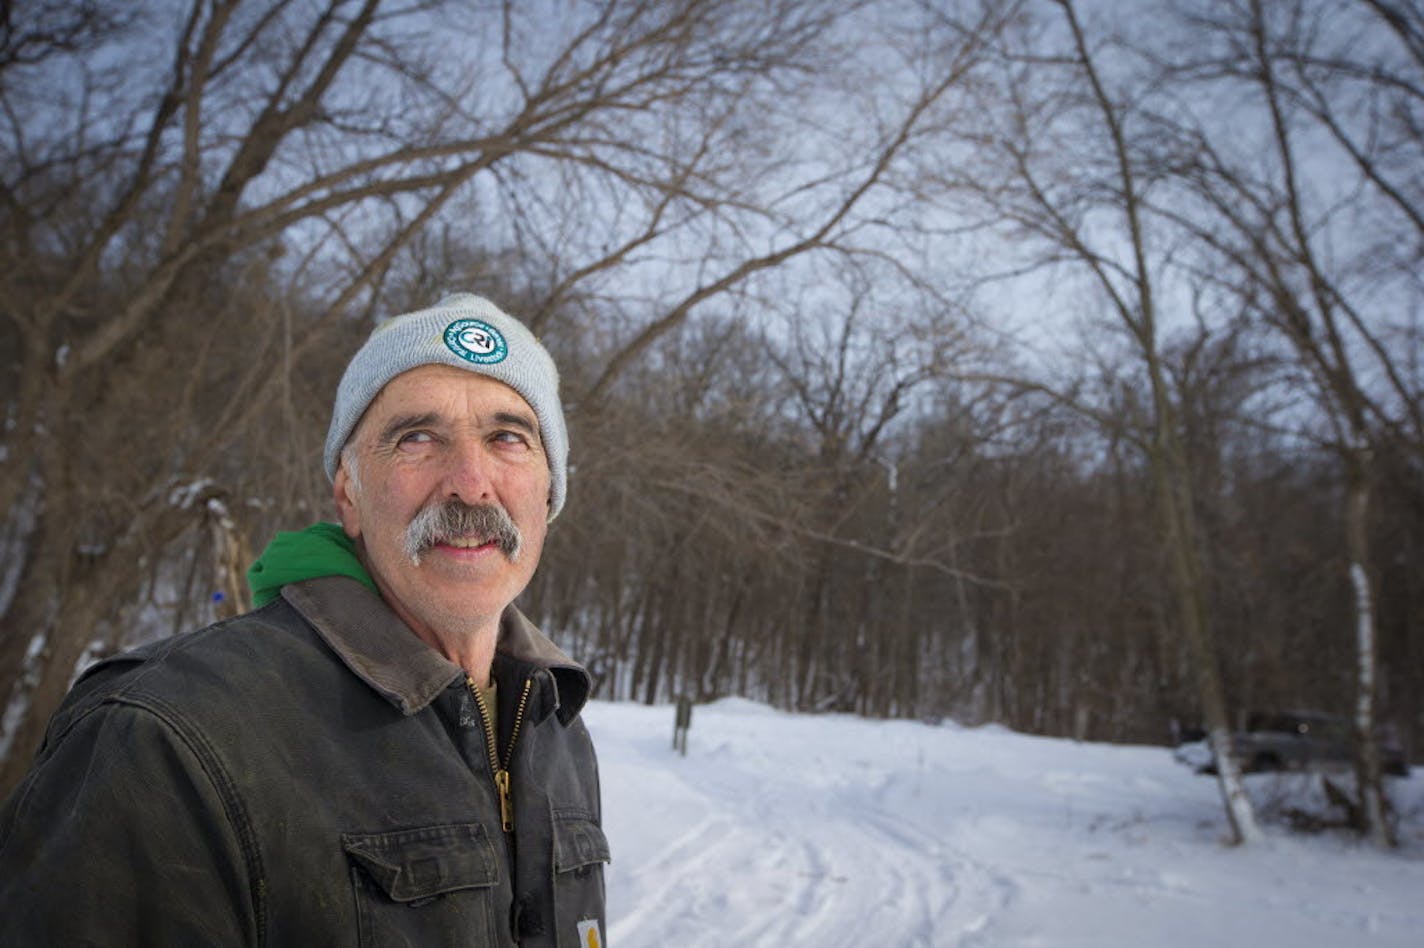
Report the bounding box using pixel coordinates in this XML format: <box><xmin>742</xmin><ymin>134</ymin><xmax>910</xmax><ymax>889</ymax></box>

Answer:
<box><xmin>495</xmin><ymin>768</ymin><xmax>514</xmax><ymax>832</ymax></box>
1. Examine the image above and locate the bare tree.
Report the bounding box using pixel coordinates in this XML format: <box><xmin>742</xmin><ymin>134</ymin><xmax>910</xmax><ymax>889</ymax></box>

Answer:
<box><xmin>0</xmin><ymin>0</ymin><xmax>914</xmax><ymax>793</ymax></box>
<box><xmin>931</xmin><ymin>0</ymin><xmax>1265</xmax><ymax>842</ymax></box>
<box><xmin>1157</xmin><ymin>0</ymin><xmax>1424</xmax><ymax>846</ymax></box>
<box><xmin>7</xmin><ymin>1</ymin><xmax>1415</xmax><ymax>837</ymax></box>
<box><xmin>0</xmin><ymin>0</ymin><xmax>1033</xmax><ymax>794</ymax></box>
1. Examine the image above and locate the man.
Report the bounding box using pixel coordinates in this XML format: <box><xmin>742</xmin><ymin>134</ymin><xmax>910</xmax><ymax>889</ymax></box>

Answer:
<box><xmin>0</xmin><ymin>294</ymin><xmax>608</xmax><ymax>947</ymax></box>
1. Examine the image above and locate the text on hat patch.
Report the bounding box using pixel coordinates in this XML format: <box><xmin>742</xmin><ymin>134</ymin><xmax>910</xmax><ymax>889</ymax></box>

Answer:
<box><xmin>443</xmin><ymin>318</ymin><xmax>508</xmax><ymax>364</ymax></box>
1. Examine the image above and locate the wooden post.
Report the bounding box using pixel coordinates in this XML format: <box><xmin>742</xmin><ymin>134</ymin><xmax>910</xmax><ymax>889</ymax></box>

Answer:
<box><xmin>673</xmin><ymin>696</ymin><xmax>693</xmax><ymax>756</ymax></box>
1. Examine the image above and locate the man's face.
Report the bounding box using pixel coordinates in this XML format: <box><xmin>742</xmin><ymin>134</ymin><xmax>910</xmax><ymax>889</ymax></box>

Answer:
<box><xmin>333</xmin><ymin>364</ymin><xmax>551</xmax><ymax>645</ymax></box>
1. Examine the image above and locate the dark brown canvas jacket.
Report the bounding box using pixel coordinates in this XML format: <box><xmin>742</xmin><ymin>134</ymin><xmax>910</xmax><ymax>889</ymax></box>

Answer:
<box><xmin>0</xmin><ymin>575</ymin><xmax>608</xmax><ymax>947</ymax></box>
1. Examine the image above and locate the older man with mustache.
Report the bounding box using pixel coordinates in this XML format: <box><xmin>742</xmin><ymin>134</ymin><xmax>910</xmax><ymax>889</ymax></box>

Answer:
<box><xmin>0</xmin><ymin>295</ymin><xmax>608</xmax><ymax>948</ymax></box>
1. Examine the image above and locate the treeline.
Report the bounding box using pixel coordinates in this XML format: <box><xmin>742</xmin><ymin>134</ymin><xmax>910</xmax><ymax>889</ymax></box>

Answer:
<box><xmin>528</xmin><ymin>320</ymin><xmax>1422</xmax><ymax>751</ymax></box>
<box><xmin>2</xmin><ymin>0</ymin><xmax>1421</xmax><ymax>839</ymax></box>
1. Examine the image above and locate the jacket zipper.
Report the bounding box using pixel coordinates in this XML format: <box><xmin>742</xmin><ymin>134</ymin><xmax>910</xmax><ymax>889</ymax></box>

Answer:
<box><xmin>467</xmin><ymin>674</ymin><xmax>533</xmax><ymax>833</ymax></box>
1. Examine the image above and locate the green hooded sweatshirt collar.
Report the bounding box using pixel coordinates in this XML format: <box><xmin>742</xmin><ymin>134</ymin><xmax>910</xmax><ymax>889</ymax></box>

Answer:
<box><xmin>247</xmin><ymin>522</ymin><xmax>379</xmax><ymax>607</ymax></box>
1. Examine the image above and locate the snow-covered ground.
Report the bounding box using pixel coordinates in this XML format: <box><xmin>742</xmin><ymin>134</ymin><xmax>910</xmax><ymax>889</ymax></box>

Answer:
<box><xmin>582</xmin><ymin>698</ymin><xmax>1424</xmax><ymax>947</ymax></box>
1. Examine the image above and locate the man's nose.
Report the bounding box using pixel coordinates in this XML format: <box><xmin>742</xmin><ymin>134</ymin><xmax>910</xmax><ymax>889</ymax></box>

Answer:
<box><xmin>441</xmin><ymin>444</ymin><xmax>495</xmax><ymax>504</ymax></box>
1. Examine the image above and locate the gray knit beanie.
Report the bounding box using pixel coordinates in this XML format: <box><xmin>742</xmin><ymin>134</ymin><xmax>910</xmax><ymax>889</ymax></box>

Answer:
<box><xmin>324</xmin><ymin>293</ymin><xmax>568</xmax><ymax>520</ymax></box>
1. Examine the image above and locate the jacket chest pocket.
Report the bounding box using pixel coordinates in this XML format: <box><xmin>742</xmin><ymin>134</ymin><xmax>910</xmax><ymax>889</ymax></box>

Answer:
<box><xmin>551</xmin><ymin>815</ymin><xmax>611</xmax><ymax>948</ymax></box>
<box><xmin>343</xmin><ymin>823</ymin><xmax>503</xmax><ymax>948</ymax></box>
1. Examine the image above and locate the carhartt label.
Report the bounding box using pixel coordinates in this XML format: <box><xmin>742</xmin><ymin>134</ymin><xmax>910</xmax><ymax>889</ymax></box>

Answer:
<box><xmin>576</xmin><ymin>918</ymin><xmax>602</xmax><ymax>948</ymax></box>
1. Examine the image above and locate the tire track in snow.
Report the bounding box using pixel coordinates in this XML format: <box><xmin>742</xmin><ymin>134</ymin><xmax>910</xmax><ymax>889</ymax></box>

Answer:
<box><xmin>600</xmin><ymin>710</ymin><xmax>1015</xmax><ymax>947</ymax></box>
<box><xmin>591</xmin><ymin>700</ymin><xmax>1424</xmax><ymax>948</ymax></box>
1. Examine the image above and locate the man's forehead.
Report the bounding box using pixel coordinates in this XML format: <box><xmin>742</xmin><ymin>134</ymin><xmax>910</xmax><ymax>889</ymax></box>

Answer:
<box><xmin>358</xmin><ymin>364</ymin><xmax>539</xmax><ymax>434</ymax></box>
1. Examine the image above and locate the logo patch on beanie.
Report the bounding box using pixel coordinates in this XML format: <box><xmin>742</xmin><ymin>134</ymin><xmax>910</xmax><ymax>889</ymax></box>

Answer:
<box><xmin>443</xmin><ymin>319</ymin><xmax>508</xmax><ymax>364</ymax></box>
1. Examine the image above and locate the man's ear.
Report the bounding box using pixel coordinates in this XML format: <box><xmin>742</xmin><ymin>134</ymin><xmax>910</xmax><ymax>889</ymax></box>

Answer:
<box><xmin>333</xmin><ymin>463</ymin><xmax>362</xmax><ymax>540</ymax></box>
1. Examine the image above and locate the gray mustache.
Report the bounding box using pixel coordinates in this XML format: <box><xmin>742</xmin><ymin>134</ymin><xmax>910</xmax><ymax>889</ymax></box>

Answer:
<box><xmin>403</xmin><ymin>500</ymin><xmax>523</xmax><ymax>565</ymax></box>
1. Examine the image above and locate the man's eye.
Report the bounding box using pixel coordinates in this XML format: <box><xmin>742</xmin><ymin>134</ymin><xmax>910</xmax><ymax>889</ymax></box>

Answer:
<box><xmin>492</xmin><ymin>430</ymin><xmax>529</xmax><ymax>446</ymax></box>
<box><xmin>398</xmin><ymin>431</ymin><xmax>436</xmax><ymax>446</ymax></box>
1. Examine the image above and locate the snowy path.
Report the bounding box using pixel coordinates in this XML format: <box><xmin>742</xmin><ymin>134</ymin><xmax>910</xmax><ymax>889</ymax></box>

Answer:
<box><xmin>582</xmin><ymin>698</ymin><xmax>1424</xmax><ymax>948</ymax></box>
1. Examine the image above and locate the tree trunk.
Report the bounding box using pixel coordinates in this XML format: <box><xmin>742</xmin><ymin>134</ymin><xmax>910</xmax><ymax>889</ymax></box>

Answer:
<box><xmin>1148</xmin><ymin>386</ymin><xmax>1263</xmax><ymax>845</ymax></box>
<box><xmin>1345</xmin><ymin>448</ymin><xmax>1395</xmax><ymax>847</ymax></box>
<box><xmin>0</xmin><ymin>470</ymin><xmax>230</xmax><ymax>798</ymax></box>
<box><xmin>0</xmin><ymin>587</ymin><xmax>114</xmax><ymax>797</ymax></box>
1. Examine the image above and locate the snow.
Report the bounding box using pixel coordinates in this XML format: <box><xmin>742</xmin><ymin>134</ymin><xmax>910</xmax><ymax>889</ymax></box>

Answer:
<box><xmin>166</xmin><ymin>478</ymin><xmax>216</xmax><ymax>510</ymax></box>
<box><xmin>582</xmin><ymin>698</ymin><xmax>1424</xmax><ymax>947</ymax></box>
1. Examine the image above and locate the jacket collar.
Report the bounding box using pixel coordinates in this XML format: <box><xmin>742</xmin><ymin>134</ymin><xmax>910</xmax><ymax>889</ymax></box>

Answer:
<box><xmin>281</xmin><ymin>575</ymin><xmax>590</xmax><ymax>722</ymax></box>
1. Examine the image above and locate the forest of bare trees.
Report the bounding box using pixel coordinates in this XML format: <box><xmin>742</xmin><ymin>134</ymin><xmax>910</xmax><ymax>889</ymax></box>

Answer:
<box><xmin>2</xmin><ymin>0</ymin><xmax>1421</xmax><ymax>844</ymax></box>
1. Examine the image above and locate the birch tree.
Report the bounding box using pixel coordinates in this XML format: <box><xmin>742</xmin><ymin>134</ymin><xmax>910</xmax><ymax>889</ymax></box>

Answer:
<box><xmin>1163</xmin><ymin>0</ymin><xmax>1424</xmax><ymax>846</ymax></box>
<box><xmin>936</xmin><ymin>0</ymin><xmax>1265</xmax><ymax>842</ymax></box>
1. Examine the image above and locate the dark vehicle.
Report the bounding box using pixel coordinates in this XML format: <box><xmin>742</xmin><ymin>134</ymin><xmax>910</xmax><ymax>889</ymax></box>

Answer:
<box><xmin>1173</xmin><ymin>710</ymin><xmax>1410</xmax><ymax>777</ymax></box>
